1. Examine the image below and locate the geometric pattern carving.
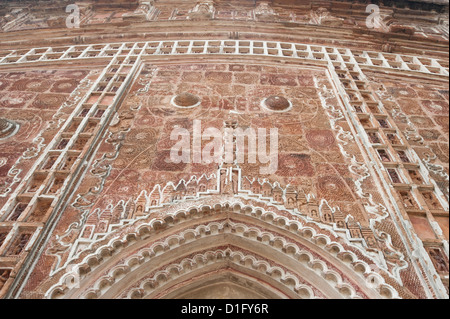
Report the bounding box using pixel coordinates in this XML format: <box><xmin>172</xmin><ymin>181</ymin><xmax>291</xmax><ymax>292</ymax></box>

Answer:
<box><xmin>0</xmin><ymin>40</ymin><xmax>447</xmax><ymax>299</ymax></box>
<box><xmin>0</xmin><ymin>0</ymin><xmax>448</xmax><ymax>300</ymax></box>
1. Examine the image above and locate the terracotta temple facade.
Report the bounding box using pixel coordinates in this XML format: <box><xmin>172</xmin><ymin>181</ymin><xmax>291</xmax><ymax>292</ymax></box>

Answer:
<box><xmin>0</xmin><ymin>0</ymin><xmax>448</xmax><ymax>299</ymax></box>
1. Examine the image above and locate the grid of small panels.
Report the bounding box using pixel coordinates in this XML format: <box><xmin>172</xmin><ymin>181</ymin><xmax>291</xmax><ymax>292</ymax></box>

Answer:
<box><xmin>0</xmin><ymin>43</ymin><xmax>145</xmax><ymax>297</ymax></box>
<box><xmin>0</xmin><ymin>40</ymin><xmax>448</xmax><ymax>77</ymax></box>
<box><xmin>329</xmin><ymin>45</ymin><xmax>449</xmax><ymax>292</ymax></box>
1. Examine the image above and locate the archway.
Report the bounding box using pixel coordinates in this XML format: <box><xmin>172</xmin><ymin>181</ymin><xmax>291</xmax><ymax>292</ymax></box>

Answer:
<box><xmin>46</xmin><ymin>201</ymin><xmax>400</xmax><ymax>299</ymax></box>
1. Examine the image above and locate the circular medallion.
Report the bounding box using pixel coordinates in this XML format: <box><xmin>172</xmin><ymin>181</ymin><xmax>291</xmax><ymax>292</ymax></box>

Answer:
<box><xmin>261</xmin><ymin>96</ymin><xmax>292</xmax><ymax>112</ymax></box>
<box><xmin>171</xmin><ymin>92</ymin><xmax>202</xmax><ymax>109</ymax></box>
